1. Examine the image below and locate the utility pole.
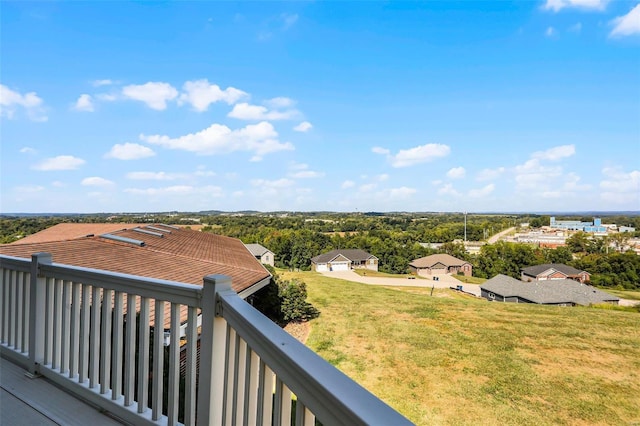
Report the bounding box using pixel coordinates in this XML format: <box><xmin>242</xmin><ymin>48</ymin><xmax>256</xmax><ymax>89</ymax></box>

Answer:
<box><xmin>464</xmin><ymin>211</ymin><xmax>467</xmax><ymax>243</ymax></box>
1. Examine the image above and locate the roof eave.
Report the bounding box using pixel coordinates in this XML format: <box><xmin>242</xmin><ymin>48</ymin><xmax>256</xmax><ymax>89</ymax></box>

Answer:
<box><xmin>238</xmin><ymin>274</ymin><xmax>273</xmax><ymax>299</ymax></box>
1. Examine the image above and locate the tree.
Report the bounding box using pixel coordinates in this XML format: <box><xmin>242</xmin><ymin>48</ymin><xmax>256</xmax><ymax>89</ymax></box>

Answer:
<box><xmin>252</xmin><ymin>266</ymin><xmax>320</xmax><ymax>324</ymax></box>
<box><xmin>439</xmin><ymin>242</ymin><xmax>469</xmax><ymax>261</ymax></box>
<box><xmin>543</xmin><ymin>246</ymin><xmax>573</xmax><ymax>264</ymax></box>
<box><xmin>566</xmin><ymin>232</ymin><xmax>590</xmax><ymax>253</ymax></box>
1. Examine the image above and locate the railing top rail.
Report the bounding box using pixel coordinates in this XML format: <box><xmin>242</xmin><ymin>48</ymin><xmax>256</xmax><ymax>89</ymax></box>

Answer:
<box><xmin>0</xmin><ymin>254</ymin><xmax>31</xmax><ymax>273</ymax></box>
<box><xmin>218</xmin><ymin>291</ymin><xmax>414</xmax><ymax>426</ymax></box>
<box><xmin>0</xmin><ymin>254</ymin><xmax>203</xmax><ymax>307</ymax></box>
<box><xmin>39</xmin><ymin>262</ymin><xmax>203</xmax><ymax>307</ymax></box>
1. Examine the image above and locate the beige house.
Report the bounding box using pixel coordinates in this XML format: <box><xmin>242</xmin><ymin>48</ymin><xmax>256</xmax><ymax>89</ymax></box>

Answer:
<box><xmin>311</xmin><ymin>249</ymin><xmax>378</xmax><ymax>272</ymax></box>
<box><xmin>521</xmin><ymin>263</ymin><xmax>590</xmax><ymax>283</ymax></box>
<box><xmin>245</xmin><ymin>243</ymin><xmax>275</xmax><ymax>267</ymax></box>
<box><xmin>409</xmin><ymin>254</ymin><xmax>472</xmax><ymax>277</ymax></box>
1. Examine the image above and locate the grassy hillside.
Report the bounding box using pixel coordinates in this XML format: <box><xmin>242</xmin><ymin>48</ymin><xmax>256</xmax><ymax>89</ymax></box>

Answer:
<box><xmin>280</xmin><ymin>271</ymin><xmax>640</xmax><ymax>426</ymax></box>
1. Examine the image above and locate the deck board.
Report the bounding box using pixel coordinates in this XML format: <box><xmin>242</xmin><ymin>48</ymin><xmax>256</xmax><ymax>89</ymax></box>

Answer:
<box><xmin>0</xmin><ymin>357</ymin><xmax>125</xmax><ymax>426</ymax></box>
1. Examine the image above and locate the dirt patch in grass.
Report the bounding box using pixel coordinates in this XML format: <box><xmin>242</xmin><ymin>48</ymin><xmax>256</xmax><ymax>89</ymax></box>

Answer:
<box><xmin>284</xmin><ymin>321</ymin><xmax>311</xmax><ymax>344</ymax></box>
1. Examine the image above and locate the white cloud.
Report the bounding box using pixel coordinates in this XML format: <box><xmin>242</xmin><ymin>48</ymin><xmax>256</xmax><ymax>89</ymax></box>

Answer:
<box><xmin>468</xmin><ymin>184</ymin><xmax>495</xmax><ymax>198</ymax></box>
<box><xmin>265</xmin><ymin>97</ymin><xmax>295</xmax><ymax>108</ymax></box>
<box><xmin>543</xmin><ymin>0</ymin><xmax>608</xmax><ymax>12</ymax></box>
<box><xmin>179</xmin><ymin>79</ymin><xmax>247</xmax><ymax>111</ymax></box>
<box><xmin>228</xmin><ymin>102</ymin><xmax>299</xmax><ymax>120</ymax></box>
<box><xmin>125</xmin><ymin>185</ymin><xmax>223</xmax><ymax>197</ymax></box>
<box><xmin>282</xmin><ymin>13</ymin><xmax>298</xmax><ymax>29</ymax></box>
<box><xmin>141</xmin><ymin>121</ymin><xmax>294</xmax><ymax>160</ymax></box>
<box><xmin>15</xmin><ymin>185</ymin><xmax>45</xmax><ymax>193</ymax></box>
<box><xmin>288</xmin><ymin>162</ymin><xmax>324</xmax><ymax>178</ymax></box>
<box><xmin>96</xmin><ymin>93</ymin><xmax>118</xmax><ymax>102</ymax></box>
<box><xmin>122</xmin><ymin>82</ymin><xmax>178</xmax><ymax>110</ymax></box>
<box><xmin>290</xmin><ymin>170</ymin><xmax>325</xmax><ymax>178</ymax></box>
<box><xmin>532</xmin><ymin>144</ymin><xmax>575</xmax><ymax>161</ymax></box>
<box><xmin>610</xmin><ymin>4</ymin><xmax>640</xmax><ymax>37</ymax></box>
<box><xmin>360</xmin><ymin>183</ymin><xmax>377</xmax><ymax>192</ymax></box>
<box><xmin>437</xmin><ymin>183</ymin><xmax>461</xmax><ymax>197</ymax></box>
<box><xmin>250</xmin><ymin>178</ymin><xmax>295</xmax><ymax>188</ymax></box>
<box><xmin>20</xmin><ymin>147</ymin><xmax>37</xmax><ymax>154</ymax></box>
<box><xmin>377</xmin><ymin>174</ymin><xmax>389</xmax><ymax>182</ymax></box>
<box><xmin>562</xmin><ymin>172</ymin><xmax>591</xmax><ymax>191</ymax></box>
<box><xmin>600</xmin><ymin>167</ymin><xmax>640</xmax><ymax>203</ymax></box>
<box><xmin>447</xmin><ymin>167</ymin><xmax>466</xmax><ymax>179</ymax></box>
<box><xmin>126</xmin><ymin>171</ymin><xmax>184</xmax><ymax>180</ymax></box>
<box><xmin>105</xmin><ymin>143</ymin><xmax>156</xmax><ymax>160</ymax></box>
<box><xmin>293</xmin><ymin>121</ymin><xmax>313</xmax><ymax>132</ymax></box>
<box><xmin>569</xmin><ymin>22</ymin><xmax>583</xmax><ymax>33</ymax></box>
<box><xmin>0</xmin><ymin>84</ymin><xmax>47</xmax><ymax>121</ymax></box>
<box><xmin>32</xmin><ymin>155</ymin><xmax>85</xmax><ymax>171</ymax></box>
<box><xmin>341</xmin><ymin>180</ymin><xmax>355</xmax><ymax>189</ymax></box>
<box><xmin>385</xmin><ymin>143</ymin><xmax>451</xmax><ymax>168</ymax></box>
<box><xmin>73</xmin><ymin>94</ymin><xmax>94</xmax><ymax>112</ymax></box>
<box><xmin>545</xmin><ymin>26</ymin><xmax>557</xmax><ymax>37</ymax></box>
<box><xmin>476</xmin><ymin>167</ymin><xmax>505</xmax><ymax>181</ymax></box>
<box><xmin>92</xmin><ymin>79</ymin><xmax>114</xmax><ymax>87</ymax></box>
<box><xmin>515</xmin><ymin>159</ymin><xmax>563</xmax><ymax>190</ymax></box>
<box><xmin>81</xmin><ymin>177</ymin><xmax>114</xmax><ymax>187</ymax></box>
<box><xmin>372</xmin><ymin>146</ymin><xmax>390</xmax><ymax>155</ymax></box>
<box><xmin>388</xmin><ymin>187</ymin><xmax>417</xmax><ymax>198</ymax></box>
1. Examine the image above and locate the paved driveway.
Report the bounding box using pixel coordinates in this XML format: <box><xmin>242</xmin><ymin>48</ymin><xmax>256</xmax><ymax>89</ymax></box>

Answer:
<box><xmin>319</xmin><ymin>270</ymin><xmax>481</xmax><ymax>296</ymax></box>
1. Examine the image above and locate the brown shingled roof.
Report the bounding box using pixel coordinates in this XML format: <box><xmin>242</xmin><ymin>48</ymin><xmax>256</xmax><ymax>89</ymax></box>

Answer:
<box><xmin>0</xmin><ymin>224</ymin><xmax>271</xmax><ymax>328</ymax></box>
<box><xmin>409</xmin><ymin>253</ymin><xmax>470</xmax><ymax>268</ymax></box>
<box><xmin>12</xmin><ymin>223</ymin><xmax>147</xmax><ymax>244</ymax></box>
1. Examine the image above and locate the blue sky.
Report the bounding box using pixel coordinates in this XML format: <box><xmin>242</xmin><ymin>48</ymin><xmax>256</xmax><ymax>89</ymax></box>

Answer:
<box><xmin>1</xmin><ymin>1</ymin><xmax>639</xmax><ymax>214</ymax></box>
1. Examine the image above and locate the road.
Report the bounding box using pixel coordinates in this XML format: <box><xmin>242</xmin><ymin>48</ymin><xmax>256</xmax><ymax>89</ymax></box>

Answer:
<box><xmin>319</xmin><ymin>270</ymin><xmax>481</xmax><ymax>296</ymax></box>
<box><xmin>487</xmin><ymin>227</ymin><xmax>516</xmax><ymax>244</ymax></box>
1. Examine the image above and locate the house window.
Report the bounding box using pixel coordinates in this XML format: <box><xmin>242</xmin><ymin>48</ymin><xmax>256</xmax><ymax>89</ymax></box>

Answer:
<box><xmin>488</xmin><ymin>292</ymin><xmax>495</xmax><ymax>300</ymax></box>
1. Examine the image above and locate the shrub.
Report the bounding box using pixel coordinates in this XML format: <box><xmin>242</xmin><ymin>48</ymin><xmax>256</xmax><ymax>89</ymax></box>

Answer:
<box><xmin>252</xmin><ymin>266</ymin><xmax>319</xmax><ymax>325</ymax></box>
<box><xmin>279</xmin><ymin>279</ymin><xmax>319</xmax><ymax>322</ymax></box>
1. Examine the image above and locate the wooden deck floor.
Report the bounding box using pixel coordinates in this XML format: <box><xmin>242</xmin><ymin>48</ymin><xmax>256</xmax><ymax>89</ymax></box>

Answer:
<box><xmin>0</xmin><ymin>356</ymin><xmax>126</xmax><ymax>425</ymax></box>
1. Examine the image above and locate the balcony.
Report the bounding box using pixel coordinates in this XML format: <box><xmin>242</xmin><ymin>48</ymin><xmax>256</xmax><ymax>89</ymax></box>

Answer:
<box><xmin>0</xmin><ymin>253</ymin><xmax>412</xmax><ymax>426</ymax></box>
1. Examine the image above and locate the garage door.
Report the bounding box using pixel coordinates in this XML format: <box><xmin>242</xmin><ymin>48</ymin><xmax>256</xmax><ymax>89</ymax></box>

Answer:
<box><xmin>316</xmin><ymin>264</ymin><xmax>328</xmax><ymax>272</ymax></box>
<box><xmin>330</xmin><ymin>262</ymin><xmax>350</xmax><ymax>271</ymax></box>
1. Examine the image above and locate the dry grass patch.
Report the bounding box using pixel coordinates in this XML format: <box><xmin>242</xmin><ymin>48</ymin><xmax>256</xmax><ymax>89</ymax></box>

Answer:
<box><xmin>281</xmin><ymin>270</ymin><xmax>640</xmax><ymax>426</ymax></box>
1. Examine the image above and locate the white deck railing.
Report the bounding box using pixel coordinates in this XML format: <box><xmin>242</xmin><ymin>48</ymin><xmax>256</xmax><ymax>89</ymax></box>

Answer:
<box><xmin>0</xmin><ymin>253</ymin><xmax>412</xmax><ymax>426</ymax></box>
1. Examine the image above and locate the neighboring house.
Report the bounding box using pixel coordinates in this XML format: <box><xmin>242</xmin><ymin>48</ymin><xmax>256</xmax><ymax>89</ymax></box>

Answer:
<box><xmin>245</xmin><ymin>243</ymin><xmax>275</xmax><ymax>267</ymax></box>
<box><xmin>409</xmin><ymin>254</ymin><xmax>472</xmax><ymax>277</ymax></box>
<box><xmin>311</xmin><ymin>249</ymin><xmax>379</xmax><ymax>272</ymax></box>
<box><xmin>521</xmin><ymin>263</ymin><xmax>591</xmax><ymax>283</ymax></box>
<box><xmin>480</xmin><ymin>274</ymin><xmax>619</xmax><ymax>306</ymax></box>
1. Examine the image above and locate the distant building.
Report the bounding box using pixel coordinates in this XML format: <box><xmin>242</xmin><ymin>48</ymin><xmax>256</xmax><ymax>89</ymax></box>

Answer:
<box><xmin>619</xmin><ymin>226</ymin><xmax>636</xmax><ymax>233</ymax></box>
<box><xmin>481</xmin><ymin>274</ymin><xmax>618</xmax><ymax>306</ymax></box>
<box><xmin>245</xmin><ymin>243</ymin><xmax>275</xmax><ymax>267</ymax></box>
<box><xmin>311</xmin><ymin>249</ymin><xmax>378</xmax><ymax>272</ymax></box>
<box><xmin>550</xmin><ymin>217</ymin><xmax>607</xmax><ymax>233</ymax></box>
<box><xmin>409</xmin><ymin>254</ymin><xmax>472</xmax><ymax>277</ymax></box>
<box><xmin>521</xmin><ymin>263</ymin><xmax>591</xmax><ymax>283</ymax></box>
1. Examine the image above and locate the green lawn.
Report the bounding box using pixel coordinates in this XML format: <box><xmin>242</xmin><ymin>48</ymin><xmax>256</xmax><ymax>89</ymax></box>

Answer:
<box><xmin>280</xmin><ymin>270</ymin><xmax>640</xmax><ymax>426</ymax></box>
<box><xmin>451</xmin><ymin>274</ymin><xmax>487</xmax><ymax>284</ymax></box>
<box><xmin>352</xmin><ymin>269</ymin><xmax>423</xmax><ymax>279</ymax></box>
<box><xmin>601</xmin><ymin>288</ymin><xmax>640</xmax><ymax>301</ymax></box>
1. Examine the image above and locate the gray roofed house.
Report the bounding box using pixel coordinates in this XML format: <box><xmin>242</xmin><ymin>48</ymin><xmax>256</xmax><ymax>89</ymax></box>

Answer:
<box><xmin>481</xmin><ymin>274</ymin><xmax>619</xmax><ymax>306</ymax></box>
<box><xmin>521</xmin><ymin>263</ymin><xmax>591</xmax><ymax>283</ymax></box>
<box><xmin>409</xmin><ymin>253</ymin><xmax>472</xmax><ymax>277</ymax></box>
<box><xmin>245</xmin><ymin>243</ymin><xmax>275</xmax><ymax>267</ymax></box>
<box><xmin>311</xmin><ymin>249</ymin><xmax>378</xmax><ymax>272</ymax></box>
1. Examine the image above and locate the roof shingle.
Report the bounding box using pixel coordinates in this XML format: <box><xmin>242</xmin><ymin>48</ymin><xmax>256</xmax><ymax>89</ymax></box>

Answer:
<box><xmin>481</xmin><ymin>274</ymin><xmax>618</xmax><ymax>306</ymax></box>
